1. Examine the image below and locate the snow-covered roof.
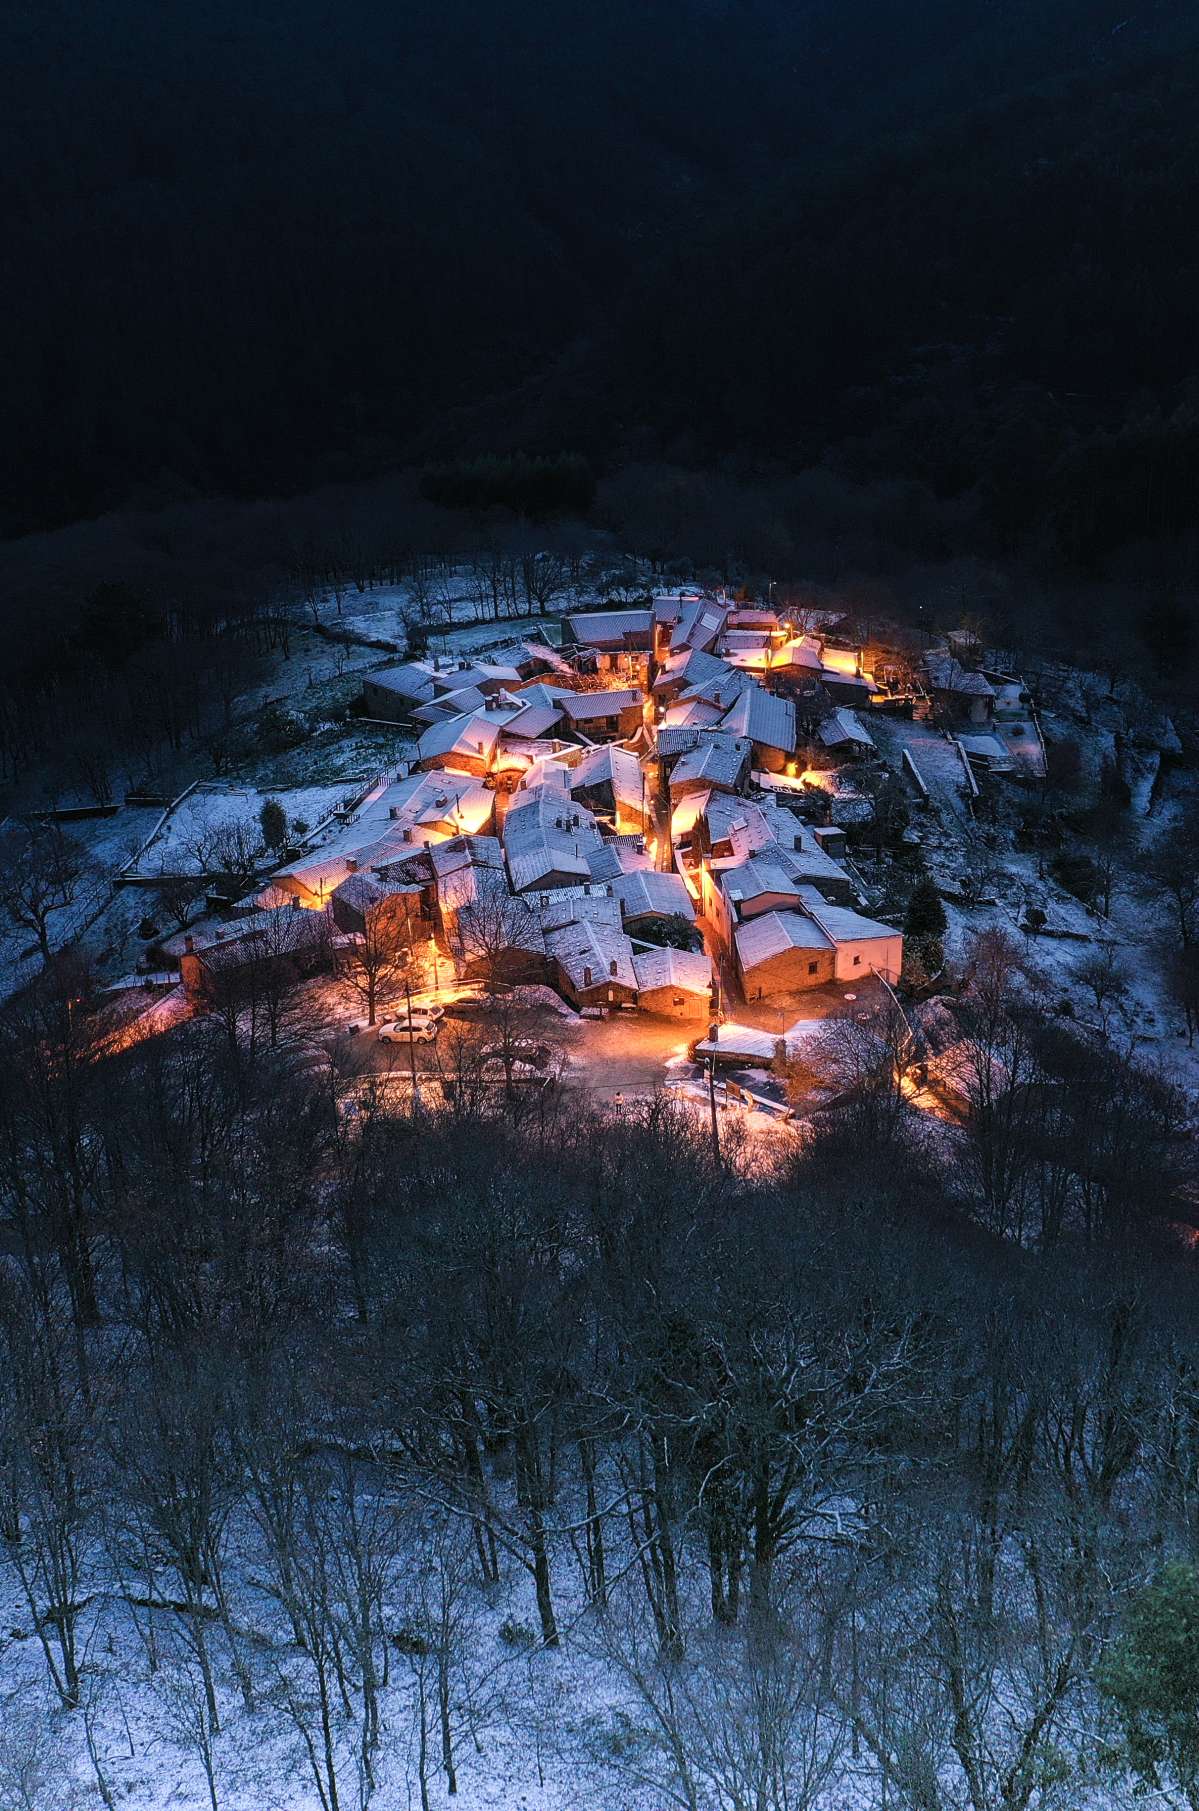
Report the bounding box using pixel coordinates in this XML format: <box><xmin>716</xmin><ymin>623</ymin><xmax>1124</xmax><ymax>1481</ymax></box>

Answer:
<box><xmin>773</xmin><ymin>636</ymin><xmax>824</xmax><ymax>672</ymax></box>
<box><xmin>666</xmin><ymin>696</ymin><xmax>727</xmax><ymax>729</ymax></box>
<box><xmin>725</xmin><ymin>609</ymin><xmax>780</xmax><ymax>631</ymax></box>
<box><xmin>559</xmin><ymin>688</ymin><xmax>642</xmax><ymax>723</ymax></box>
<box><xmin>703</xmin><ymin>794</ymin><xmax>778</xmax><ymax>858</ymax></box>
<box><xmin>416</xmin><ymin>711</ymin><xmax>502</xmax><ymax>766</ymax></box>
<box><xmin>721</xmin><ymin>855</ymin><xmax>804</xmax><ymax>913</ymax></box>
<box><xmin>519</xmin><ymin>756</ymin><xmax>573</xmax><ymax>793</ymax></box>
<box><xmin>632</xmin><ymin>946</ymin><xmax>713</xmax><ymax>996</ymax></box>
<box><xmin>680</xmin><ymin>665</ymin><xmax>753</xmax><ymax>710</ymax></box>
<box><xmin>957</xmin><ymin>732</ymin><xmax>1012</xmax><ymax>764</ymax></box>
<box><xmin>735</xmin><ymin>910</ymin><xmax>833</xmax><ymax>970</ymax></box>
<box><xmin>186</xmin><ymin>902</ymin><xmax>331</xmax><ymax>962</ymax></box>
<box><xmin>569</xmin><ymin>744</ymin><xmax>644</xmax><ymax>810</ymax></box>
<box><xmin>503</xmin><ymin>789</ymin><xmax>603</xmax><ymax>893</ymax></box>
<box><xmin>587</xmin><ymin>838</ymin><xmax>652</xmax><ymax>882</ymax></box>
<box><xmin>331</xmin><ymin>872</ymin><xmax>419</xmax><ymax>914</ymax></box>
<box><xmin>670</xmin><ymin>600</ymin><xmax>728</xmax><ymax>654</ymax></box>
<box><xmin>274</xmin><ymin>773</ymin><xmax>492</xmax><ymax>887</ymax></box>
<box><xmin>794</xmin><ymin>885</ymin><xmax>899</xmax><ymax>945</ymax></box>
<box><xmin>612</xmin><ymin>868</ymin><xmax>695</xmax><ymax>923</ymax></box>
<box><xmin>652</xmin><ymin>590</ymin><xmax>704</xmax><ymax>625</ymax></box>
<box><xmin>544</xmin><ymin>918</ymin><xmax>638</xmax><ymax>991</ymax></box>
<box><xmin>652</xmin><ymin>648</ymin><xmax>731</xmax><ymax>694</ymax></box>
<box><xmin>720</xmin><ymin>684</ymin><xmax>796</xmax><ymax>754</ymax></box>
<box><xmin>656</xmin><ymin>724</ymin><xmax>703</xmax><ymax>759</ymax></box>
<box><xmin>411</xmin><ymin>684</ymin><xmax>488</xmax><ymax>724</ymax></box>
<box><xmin>498</xmin><ymin>701</ymin><xmax>565</xmax><ymax>740</ymax></box>
<box><xmin>669</xmin><ymin>734</ymin><xmax>751</xmax><ymax>793</ymax></box>
<box><xmin>454</xmin><ymin>889</ymin><xmax>545</xmax><ymax>960</ymax></box>
<box><xmin>923</xmin><ymin>651</ymin><xmax>996</xmax><ymax>698</ymax></box>
<box><xmin>771</xmin><ymin>833</ymin><xmax>852</xmax><ymax>891</ymax></box>
<box><xmin>366</xmin><ymin>662</ymin><xmax>438</xmax><ymax>705</ymax></box>
<box><xmin>537</xmin><ymin>890</ymin><xmax>623</xmax><ymax>934</ymax></box>
<box><xmin>432</xmin><ymin>661</ymin><xmax>523</xmax><ymax>694</ymax></box>
<box><xmin>818</xmin><ymin>707</ymin><xmax>875</xmax><ymax>750</ymax></box>
<box><xmin>565</xmin><ymin>610</ymin><xmax>652</xmax><ymax>649</ymax></box>
<box><xmin>477</xmin><ymin>638</ymin><xmax>571</xmax><ymax>676</ymax></box>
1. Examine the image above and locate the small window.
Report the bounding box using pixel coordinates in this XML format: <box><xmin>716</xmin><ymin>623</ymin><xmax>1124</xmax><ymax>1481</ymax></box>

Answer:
<box><xmin>852</xmin><ymin>954</ymin><xmax>861</xmax><ymax>966</ymax></box>
<box><xmin>808</xmin><ymin>960</ymin><xmax>818</xmax><ymax>975</ymax></box>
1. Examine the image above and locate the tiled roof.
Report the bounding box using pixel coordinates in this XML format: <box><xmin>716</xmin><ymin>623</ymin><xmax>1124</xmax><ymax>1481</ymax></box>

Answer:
<box><xmin>411</xmin><ymin>685</ymin><xmax>488</xmax><ymax>724</ymax></box>
<box><xmin>670</xmin><ymin>600</ymin><xmax>728</xmax><ymax>654</ymax></box>
<box><xmin>544</xmin><ymin>919</ymin><xmax>638</xmax><ymax>991</ymax></box>
<box><xmin>735</xmin><ymin>910</ymin><xmax>833</xmax><ymax>970</ymax></box>
<box><xmin>569</xmin><ymin>744</ymin><xmax>644</xmax><ymax>808</ymax></box>
<box><xmin>367</xmin><ymin>661</ymin><xmax>438</xmax><ymax>704</ymax></box>
<box><xmin>498</xmin><ymin>701</ymin><xmax>565</xmax><ymax>740</ymax></box>
<box><xmin>818</xmin><ymin>708</ymin><xmax>875</xmax><ymax>750</ymax></box>
<box><xmin>416</xmin><ymin>711</ymin><xmax>501</xmax><ymax>765</ymax></box>
<box><xmin>503</xmin><ymin>789</ymin><xmax>603</xmax><ymax>893</ymax></box>
<box><xmin>587</xmin><ymin>839</ymin><xmax>651</xmax><ymax>882</ymax></box>
<box><xmin>668</xmin><ymin>734</ymin><xmax>750</xmax><ymax>792</ymax></box>
<box><xmin>564</xmin><ymin>610</ymin><xmax>652</xmax><ymax>648</ymax></box>
<box><xmin>632</xmin><ymin>947</ymin><xmax>713</xmax><ymax>995</ymax></box>
<box><xmin>612</xmin><ymin>868</ymin><xmax>695</xmax><ymax>922</ymax></box>
<box><xmin>923</xmin><ymin>652</ymin><xmax>996</xmax><ymax>697</ymax></box>
<box><xmin>720</xmin><ymin>855</ymin><xmax>804</xmax><ymax>912</ymax></box>
<box><xmin>720</xmin><ymin>684</ymin><xmax>796</xmax><ymax>753</ymax></box>
<box><xmin>794</xmin><ymin>885</ymin><xmax>900</xmax><ymax>944</ymax></box>
<box><xmin>559</xmin><ymin>688</ymin><xmax>642</xmax><ymax>722</ymax></box>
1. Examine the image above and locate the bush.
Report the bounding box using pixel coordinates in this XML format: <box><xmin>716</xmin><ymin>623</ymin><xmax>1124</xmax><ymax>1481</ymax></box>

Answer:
<box><xmin>498</xmin><ymin>1616</ymin><xmax>537</xmax><ymax>1650</ymax></box>
<box><xmin>1097</xmin><ymin>1561</ymin><xmax>1199</xmax><ymax>1804</ymax></box>
<box><xmin>634</xmin><ymin>913</ymin><xmax>697</xmax><ymax>952</ymax></box>
<box><xmin>257</xmin><ymin>702</ymin><xmax>307</xmax><ymax>753</ymax></box>
<box><xmin>1050</xmin><ymin>851</ymin><xmax>1099</xmax><ymax>904</ymax></box>
<box><xmin>259</xmin><ymin>797</ymin><xmax>288</xmax><ymax>851</ymax></box>
<box><xmin>905</xmin><ymin>875</ymin><xmax>947</xmax><ymax>941</ymax></box>
<box><xmin>391</xmin><ymin>1623</ymin><xmax>431</xmax><ymax>1656</ymax></box>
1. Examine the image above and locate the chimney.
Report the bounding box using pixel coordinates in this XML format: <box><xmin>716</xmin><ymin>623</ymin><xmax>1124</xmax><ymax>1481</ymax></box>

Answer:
<box><xmin>184</xmin><ymin>935</ymin><xmax>195</xmax><ymax>952</ymax></box>
<box><xmin>583</xmin><ymin>965</ymin><xmax>593</xmax><ymax>988</ymax></box>
<box><xmin>609</xmin><ymin>958</ymin><xmax>618</xmax><ymax>977</ymax></box>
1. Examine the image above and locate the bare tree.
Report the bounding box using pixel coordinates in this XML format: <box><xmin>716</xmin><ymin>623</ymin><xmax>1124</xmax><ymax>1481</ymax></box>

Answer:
<box><xmin>0</xmin><ymin>823</ymin><xmax>84</xmax><ymax>966</ymax></box>
<box><xmin>448</xmin><ymin>877</ymin><xmax>540</xmax><ymax>991</ymax></box>
<box><xmin>337</xmin><ymin>908</ymin><xmax>413</xmax><ymax>1028</ymax></box>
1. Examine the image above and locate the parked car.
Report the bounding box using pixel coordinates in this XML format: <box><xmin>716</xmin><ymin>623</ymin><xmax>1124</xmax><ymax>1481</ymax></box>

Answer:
<box><xmin>378</xmin><ymin>1015</ymin><xmax>439</xmax><ymax>1043</ymax></box>
<box><xmin>478</xmin><ymin>1040</ymin><xmax>551</xmax><ymax>1071</ymax></box>
<box><xmin>479</xmin><ymin>1054</ymin><xmax>543</xmax><ymax>1082</ymax></box>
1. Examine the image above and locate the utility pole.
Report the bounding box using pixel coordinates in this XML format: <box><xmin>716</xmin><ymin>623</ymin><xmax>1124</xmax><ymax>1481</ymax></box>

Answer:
<box><xmin>401</xmin><ymin>956</ymin><xmax>421</xmax><ymax>1112</ymax></box>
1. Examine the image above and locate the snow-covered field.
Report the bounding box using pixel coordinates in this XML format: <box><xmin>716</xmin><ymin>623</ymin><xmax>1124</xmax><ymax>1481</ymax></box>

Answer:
<box><xmin>125</xmin><ymin>782</ymin><xmax>371</xmax><ymax>880</ymax></box>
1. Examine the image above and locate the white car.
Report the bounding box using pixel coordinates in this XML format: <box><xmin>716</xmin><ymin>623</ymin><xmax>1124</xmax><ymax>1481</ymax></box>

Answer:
<box><xmin>377</xmin><ymin>1015</ymin><xmax>440</xmax><ymax>1044</ymax></box>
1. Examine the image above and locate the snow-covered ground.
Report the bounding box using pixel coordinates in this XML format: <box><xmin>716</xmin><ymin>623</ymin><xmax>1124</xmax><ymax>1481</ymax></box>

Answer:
<box><xmin>125</xmin><ymin>781</ymin><xmax>370</xmax><ymax>881</ymax></box>
<box><xmin>0</xmin><ymin>806</ymin><xmax>163</xmax><ymax>1003</ymax></box>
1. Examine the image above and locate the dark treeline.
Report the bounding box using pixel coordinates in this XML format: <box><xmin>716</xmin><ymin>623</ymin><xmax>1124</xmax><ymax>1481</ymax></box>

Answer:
<box><xmin>3</xmin><ymin>946</ymin><xmax>1199</xmax><ymax>1802</ymax></box>
<box><xmin>4</xmin><ymin>0</ymin><xmax>1199</xmax><ymax>578</ymax></box>
<box><xmin>523</xmin><ymin>37</ymin><xmax>1199</xmax><ymax>575</ymax></box>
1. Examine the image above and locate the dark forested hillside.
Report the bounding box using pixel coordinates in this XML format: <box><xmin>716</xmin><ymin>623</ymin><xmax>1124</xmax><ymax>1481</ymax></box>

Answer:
<box><xmin>3</xmin><ymin>0</ymin><xmax>1198</xmax><ymax>559</ymax></box>
<box><xmin>543</xmin><ymin>39</ymin><xmax>1199</xmax><ymax>570</ymax></box>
